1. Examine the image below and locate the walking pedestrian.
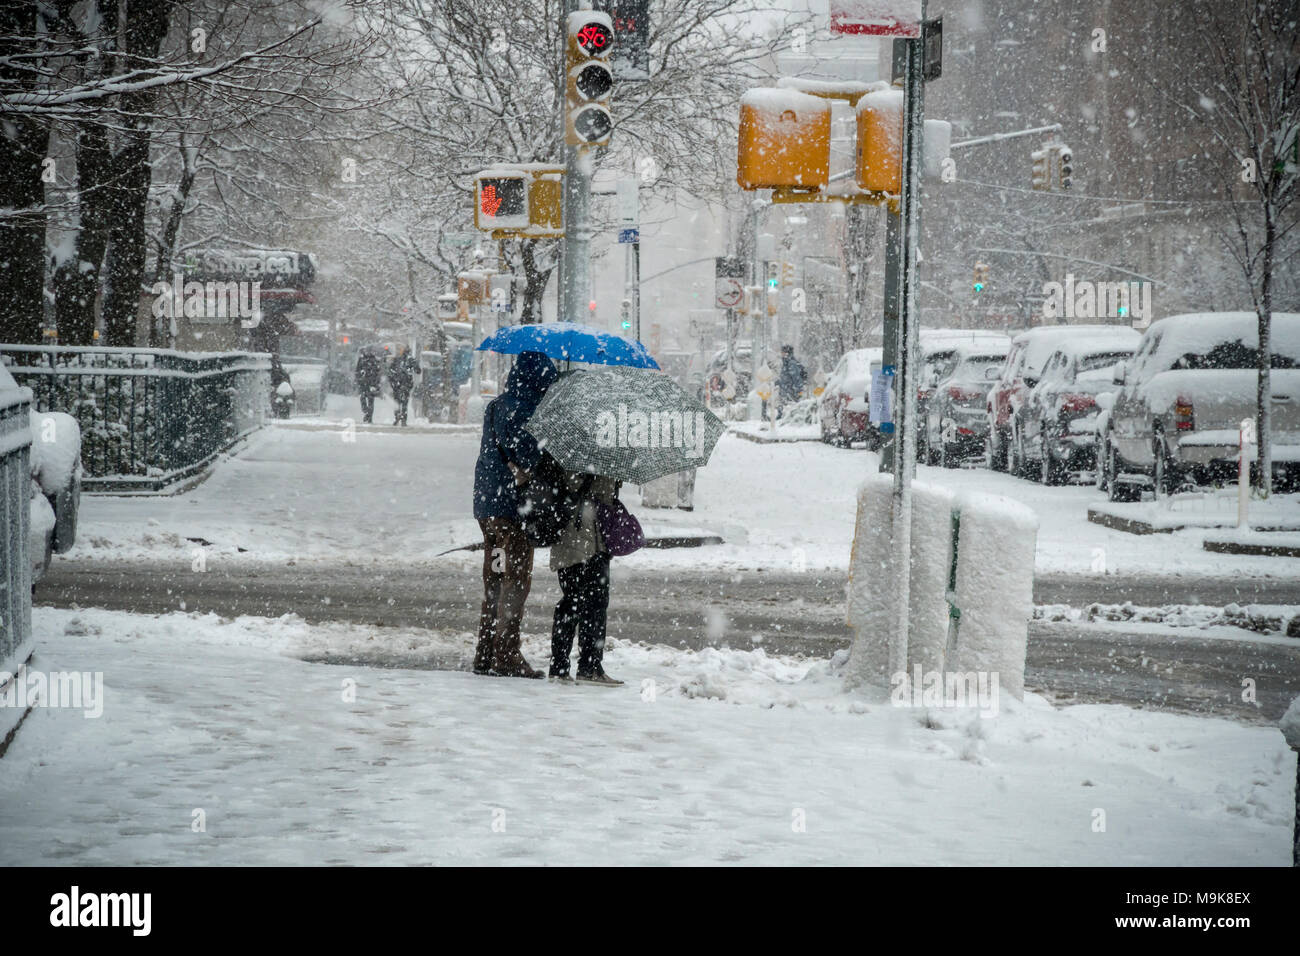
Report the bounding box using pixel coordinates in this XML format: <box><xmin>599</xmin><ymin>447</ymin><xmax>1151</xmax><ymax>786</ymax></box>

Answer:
<box><xmin>777</xmin><ymin>344</ymin><xmax>807</xmax><ymax>417</ymax></box>
<box><xmin>388</xmin><ymin>346</ymin><xmax>420</xmax><ymax>426</ymax></box>
<box><xmin>549</xmin><ymin>471</ymin><xmax>623</xmax><ymax>685</ymax></box>
<box><xmin>471</xmin><ymin>351</ymin><xmax>559</xmax><ymax>678</ymax></box>
<box><xmin>355</xmin><ymin>347</ymin><xmax>383</xmax><ymax>424</ymax></box>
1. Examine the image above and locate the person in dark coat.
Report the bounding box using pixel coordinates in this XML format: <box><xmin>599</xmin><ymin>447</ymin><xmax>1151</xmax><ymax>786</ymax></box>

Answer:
<box><xmin>355</xmin><ymin>348</ymin><xmax>383</xmax><ymax>424</ymax></box>
<box><xmin>388</xmin><ymin>346</ymin><xmax>420</xmax><ymax>426</ymax></box>
<box><xmin>777</xmin><ymin>344</ymin><xmax>807</xmax><ymax>415</ymax></box>
<box><xmin>472</xmin><ymin>350</ymin><xmax>558</xmax><ymax>678</ymax></box>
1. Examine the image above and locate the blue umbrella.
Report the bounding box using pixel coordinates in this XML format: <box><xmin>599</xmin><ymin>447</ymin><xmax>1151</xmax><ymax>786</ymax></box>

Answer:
<box><xmin>475</xmin><ymin>322</ymin><xmax>660</xmax><ymax>369</ymax></box>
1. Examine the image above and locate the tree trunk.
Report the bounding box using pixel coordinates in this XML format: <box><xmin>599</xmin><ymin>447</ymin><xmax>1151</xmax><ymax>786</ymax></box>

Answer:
<box><xmin>1256</xmin><ymin>205</ymin><xmax>1275</xmax><ymax>494</ymax></box>
<box><xmin>519</xmin><ymin>240</ymin><xmax>552</xmax><ymax>324</ymax></box>
<box><xmin>0</xmin><ymin>4</ymin><xmax>51</xmax><ymax>344</ymax></box>
<box><xmin>149</xmin><ymin>150</ymin><xmax>199</xmax><ymax>346</ymax></box>
<box><xmin>100</xmin><ymin>0</ymin><xmax>174</xmax><ymax>347</ymax></box>
<box><xmin>54</xmin><ymin>124</ymin><xmax>114</xmax><ymax>346</ymax></box>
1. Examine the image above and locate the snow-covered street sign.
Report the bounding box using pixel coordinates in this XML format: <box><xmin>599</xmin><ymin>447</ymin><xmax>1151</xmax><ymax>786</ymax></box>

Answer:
<box><xmin>830</xmin><ymin>1</ymin><xmax>923</xmax><ymax>38</ymax></box>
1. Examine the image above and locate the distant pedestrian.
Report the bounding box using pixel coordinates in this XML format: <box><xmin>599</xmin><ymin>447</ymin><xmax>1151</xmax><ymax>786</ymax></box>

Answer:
<box><xmin>471</xmin><ymin>351</ymin><xmax>559</xmax><ymax>679</ymax></box>
<box><xmin>355</xmin><ymin>348</ymin><xmax>383</xmax><ymax>424</ymax></box>
<box><xmin>388</xmin><ymin>346</ymin><xmax>420</xmax><ymax>426</ymax></box>
<box><xmin>777</xmin><ymin>344</ymin><xmax>806</xmax><ymax>416</ymax></box>
<box><xmin>549</xmin><ymin>471</ymin><xmax>623</xmax><ymax>685</ymax></box>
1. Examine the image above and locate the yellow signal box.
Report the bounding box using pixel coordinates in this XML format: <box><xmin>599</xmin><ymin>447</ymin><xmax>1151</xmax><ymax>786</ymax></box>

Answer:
<box><xmin>737</xmin><ymin>89</ymin><xmax>831</xmax><ymax>191</ymax></box>
<box><xmin>855</xmin><ymin>88</ymin><xmax>904</xmax><ymax>195</ymax></box>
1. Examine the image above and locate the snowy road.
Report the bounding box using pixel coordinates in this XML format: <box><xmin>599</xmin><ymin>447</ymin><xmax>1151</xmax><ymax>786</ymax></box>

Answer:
<box><xmin>35</xmin><ymin>560</ymin><xmax>1300</xmax><ymax>723</ymax></box>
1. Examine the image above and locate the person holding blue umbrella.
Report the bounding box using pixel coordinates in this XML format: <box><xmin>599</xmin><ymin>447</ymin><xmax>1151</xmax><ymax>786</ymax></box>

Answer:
<box><xmin>471</xmin><ymin>349</ymin><xmax>558</xmax><ymax>678</ymax></box>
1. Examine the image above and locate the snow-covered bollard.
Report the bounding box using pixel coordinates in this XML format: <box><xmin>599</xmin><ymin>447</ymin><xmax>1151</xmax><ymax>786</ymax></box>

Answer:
<box><xmin>1281</xmin><ymin>696</ymin><xmax>1300</xmax><ymax>866</ymax></box>
<box><xmin>947</xmin><ymin>491</ymin><xmax>1038</xmax><ymax>701</ymax></box>
<box><xmin>845</xmin><ymin>473</ymin><xmax>954</xmax><ymax>686</ymax></box>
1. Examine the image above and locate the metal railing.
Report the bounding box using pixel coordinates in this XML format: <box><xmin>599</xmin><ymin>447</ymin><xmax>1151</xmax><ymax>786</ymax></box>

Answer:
<box><xmin>0</xmin><ymin>345</ymin><xmax>269</xmax><ymax>492</ymax></box>
<box><xmin>1</xmin><ymin>376</ymin><xmax>33</xmax><ymax>730</ymax></box>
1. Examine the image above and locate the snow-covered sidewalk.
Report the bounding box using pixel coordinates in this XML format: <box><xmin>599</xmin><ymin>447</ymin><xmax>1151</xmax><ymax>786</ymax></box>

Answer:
<box><xmin>0</xmin><ymin>607</ymin><xmax>1291</xmax><ymax>865</ymax></box>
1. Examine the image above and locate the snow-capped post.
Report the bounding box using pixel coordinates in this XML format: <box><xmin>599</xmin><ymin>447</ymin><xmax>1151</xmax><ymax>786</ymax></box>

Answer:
<box><xmin>1238</xmin><ymin>417</ymin><xmax>1256</xmax><ymax>529</ymax></box>
<box><xmin>1281</xmin><ymin>696</ymin><xmax>1300</xmax><ymax>865</ymax></box>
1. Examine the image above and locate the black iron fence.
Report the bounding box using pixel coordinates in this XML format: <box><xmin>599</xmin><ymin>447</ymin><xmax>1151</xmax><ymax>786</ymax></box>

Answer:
<box><xmin>1</xmin><ymin>373</ymin><xmax>33</xmax><ymax>730</ymax></box>
<box><xmin>0</xmin><ymin>346</ymin><xmax>269</xmax><ymax>492</ymax></box>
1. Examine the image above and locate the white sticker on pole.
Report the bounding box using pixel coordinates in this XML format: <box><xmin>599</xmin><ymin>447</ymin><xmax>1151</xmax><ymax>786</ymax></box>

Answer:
<box><xmin>1241</xmin><ymin>418</ymin><xmax>1257</xmax><ymax>446</ymax></box>
<box><xmin>830</xmin><ymin>1</ymin><xmax>922</xmax><ymax>37</ymax></box>
<box><xmin>869</xmin><ymin>368</ymin><xmax>893</xmax><ymax>425</ymax></box>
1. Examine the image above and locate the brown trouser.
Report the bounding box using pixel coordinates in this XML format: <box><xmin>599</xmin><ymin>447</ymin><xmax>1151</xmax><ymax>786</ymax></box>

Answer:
<box><xmin>475</xmin><ymin>517</ymin><xmax>535</xmax><ymax>673</ymax></box>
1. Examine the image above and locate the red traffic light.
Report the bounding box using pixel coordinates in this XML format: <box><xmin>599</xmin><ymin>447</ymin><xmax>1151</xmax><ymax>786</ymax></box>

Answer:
<box><xmin>574</xmin><ymin>21</ymin><xmax>613</xmax><ymax>56</ymax></box>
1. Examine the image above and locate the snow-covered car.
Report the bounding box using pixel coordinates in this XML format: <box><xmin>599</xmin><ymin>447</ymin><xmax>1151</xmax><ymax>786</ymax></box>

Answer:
<box><xmin>986</xmin><ymin>324</ymin><xmax>1140</xmax><ymax>473</ymax></box>
<box><xmin>28</xmin><ymin>410</ymin><xmax>82</xmax><ymax>583</ymax></box>
<box><xmin>1015</xmin><ymin>339</ymin><xmax>1138</xmax><ymax>484</ymax></box>
<box><xmin>818</xmin><ymin>347</ymin><xmax>882</xmax><ymax>447</ymax></box>
<box><xmin>1102</xmin><ymin>311</ymin><xmax>1300</xmax><ymax>499</ymax></box>
<box><xmin>915</xmin><ymin>329</ymin><xmax>1011</xmax><ymax>461</ymax></box>
<box><xmin>703</xmin><ymin>344</ymin><xmax>751</xmax><ymax>406</ymax></box>
<box><xmin>923</xmin><ymin>343</ymin><xmax>1009</xmax><ymax>467</ymax></box>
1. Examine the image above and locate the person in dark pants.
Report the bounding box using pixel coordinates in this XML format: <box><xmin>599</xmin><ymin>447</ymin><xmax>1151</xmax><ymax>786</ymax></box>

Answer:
<box><xmin>777</xmin><ymin>344</ymin><xmax>806</xmax><ymax>417</ymax></box>
<box><xmin>549</xmin><ymin>472</ymin><xmax>622</xmax><ymax>685</ymax></box>
<box><xmin>355</xmin><ymin>348</ymin><xmax>383</xmax><ymax>424</ymax></box>
<box><xmin>388</xmin><ymin>346</ymin><xmax>420</xmax><ymax>426</ymax></box>
<box><xmin>471</xmin><ymin>350</ymin><xmax>558</xmax><ymax>679</ymax></box>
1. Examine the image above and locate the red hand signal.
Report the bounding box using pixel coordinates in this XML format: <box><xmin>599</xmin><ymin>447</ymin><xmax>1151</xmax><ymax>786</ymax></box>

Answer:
<box><xmin>481</xmin><ymin>184</ymin><xmax>502</xmax><ymax>217</ymax></box>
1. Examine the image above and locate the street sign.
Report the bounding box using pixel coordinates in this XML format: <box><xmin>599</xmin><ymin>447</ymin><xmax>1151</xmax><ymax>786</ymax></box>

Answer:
<box><xmin>922</xmin><ymin>17</ymin><xmax>942</xmax><ymax>81</ymax></box>
<box><xmin>618</xmin><ymin>227</ymin><xmax>639</xmax><ymax>244</ymax></box>
<box><xmin>715</xmin><ymin>277</ymin><xmax>743</xmax><ymax>310</ymax></box>
<box><xmin>445</xmin><ymin>232</ymin><xmax>475</xmax><ymax>247</ymax></box>
<box><xmin>830</xmin><ymin>1</ymin><xmax>922</xmax><ymax>38</ymax></box>
<box><xmin>617</xmin><ymin>177</ymin><xmax>638</xmax><ymax>224</ymax></box>
<box><xmin>714</xmin><ymin>255</ymin><xmax>745</xmax><ymax>278</ymax></box>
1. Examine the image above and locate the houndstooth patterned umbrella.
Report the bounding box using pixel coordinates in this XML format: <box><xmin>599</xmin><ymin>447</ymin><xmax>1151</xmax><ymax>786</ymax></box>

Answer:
<box><xmin>524</xmin><ymin>366</ymin><xmax>726</xmax><ymax>484</ymax></box>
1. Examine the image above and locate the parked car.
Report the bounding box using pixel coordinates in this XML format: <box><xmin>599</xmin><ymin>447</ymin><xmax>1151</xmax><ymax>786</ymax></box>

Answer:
<box><xmin>1101</xmin><ymin>311</ymin><xmax>1300</xmax><ymax>500</ymax></box>
<box><xmin>923</xmin><ymin>343</ymin><xmax>1009</xmax><ymax>467</ymax></box>
<box><xmin>915</xmin><ymin>329</ymin><xmax>1011</xmax><ymax>461</ymax></box>
<box><xmin>818</xmin><ymin>347</ymin><xmax>882</xmax><ymax>447</ymax></box>
<box><xmin>986</xmin><ymin>324</ymin><xmax>1139</xmax><ymax>473</ymax></box>
<box><xmin>1016</xmin><ymin>339</ymin><xmax>1137</xmax><ymax>484</ymax></box>
<box><xmin>28</xmin><ymin>411</ymin><xmax>82</xmax><ymax>583</ymax></box>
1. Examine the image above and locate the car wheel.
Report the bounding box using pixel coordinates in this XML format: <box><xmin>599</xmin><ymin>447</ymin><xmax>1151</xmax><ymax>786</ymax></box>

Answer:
<box><xmin>1040</xmin><ymin>422</ymin><xmax>1063</xmax><ymax>485</ymax></box>
<box><xmin>1008</xmin><ymin>424</ymin><xmax>1028</xmax><ymax>479</ymax></box>
<box><xmin>1152</xmin><ymin>435</ymin><xmax>1180</xmax><ymax>499</ymax></box>
<box><xmin>1107</xmin><ymin>443</ymin><xmax>1140</xmax><ymax>502</ymax></box>
<box><xmin>985</xmin><ymin>428</ymin><xmax>1005</xmax><ymax>471</ymax></box>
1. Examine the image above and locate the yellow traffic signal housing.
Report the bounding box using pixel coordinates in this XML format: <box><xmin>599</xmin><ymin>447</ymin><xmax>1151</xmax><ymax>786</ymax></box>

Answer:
<box><xmin>566</xmin><ymin>12</ymin><xmax>614</xmax><ymax>146</ymax></box>
<box><xmin>1031</xmin><ymin>148</ymin><xmax>1051</xmax><ymax>191</ymax></box>
<box><xmin>781</xmin><ymin>260</ymin><xmax>795</xmax><ymax>287</ymax></box>
<box><xmin>458</xmin><ymin>272</ymin><xmax>489</xmax><ymax>305</ymax></box>
<box><xmin>528</xmin><ymin>174</ymin><xmax>563</xmax><ymax>234</ymax></box>
<box><xmin>473</xmin><ymin>165</ymin><xmax>564</xmax><ymax>238</ymax></box>
<box><xmin>737</xmin><ymin>89</ymin><xmax>831</xmax><ymax>191</ymax></box>
<box><xmin>855</xmin><ymin>88</ymin><xmax>903</xmax><ymax>195</ymax></box>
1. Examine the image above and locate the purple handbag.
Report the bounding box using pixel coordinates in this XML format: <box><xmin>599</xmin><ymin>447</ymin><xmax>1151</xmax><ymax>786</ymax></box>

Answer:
<box><xmin>597</xmin><ymin>499</ymin><xmax>645</xmax><ymax>556</ymax></box>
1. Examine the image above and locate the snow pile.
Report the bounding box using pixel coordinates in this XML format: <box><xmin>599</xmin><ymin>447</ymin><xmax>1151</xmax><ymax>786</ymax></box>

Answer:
<box><xmin>0</xmin><ymin>605</ymin><xmax>1292</xmax><ymax>865</ymax></box>
<box><xmin>28</xmin><ymin>411</ymin><xmax>81</xmax><ymax>496</ymax></box>
<box><xmin>846</xmin><ymin>474</ymin><xmax>955</xmax><ymax>684</ymax></box>
<box><xmin>948</xmin><ymin>490</ymin><xmax>1039</xmax><ymax>700</ymax></box>
<box><xmin>1281</xmin><ymin>697</ymin><xmax>1300</xmax><ymax>751</ymax></box>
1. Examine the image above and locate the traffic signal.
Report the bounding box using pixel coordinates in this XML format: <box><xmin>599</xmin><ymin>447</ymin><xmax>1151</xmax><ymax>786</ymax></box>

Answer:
<box><xmin>1055</xmin><ymin>144</ymin><xmax>1073</xmax><ymax>189</ymax></box>
<box><xmin>1031</xmin><ymin>148</ymin><xmax>1051</xmax><ymax>191</ymax></box>
<box><xmin>566</xmin><ymin>12</ymin><xmax>615</xmax><ymax>146</ymax></box>
<box><xmin>972</xmin><ymin>261</ymin><xmax>989</xmax><ymax>293</ymax></box>
<box><xmin>474</xmin><ymin>171</ymin><xmax>528</xmax><ymax>231</ymax></box>
<box><xmin>766</xmin><ymin>262</ymin><xmax>780</xmax><ymax>290</ymax></box>
<box><xmin>781</xmin><ymin>260</ymin><xmax>795</xmax><ymax>287</ymax></box>
<box><xmin>856</xmin><ymin>88</ymin><xmax>903</xmax><ymax>194</ymax></box>
<box><xmin>737</xmin><ymin>88</ymin><xmax>831</xmax><ymax>190</ymax></box>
